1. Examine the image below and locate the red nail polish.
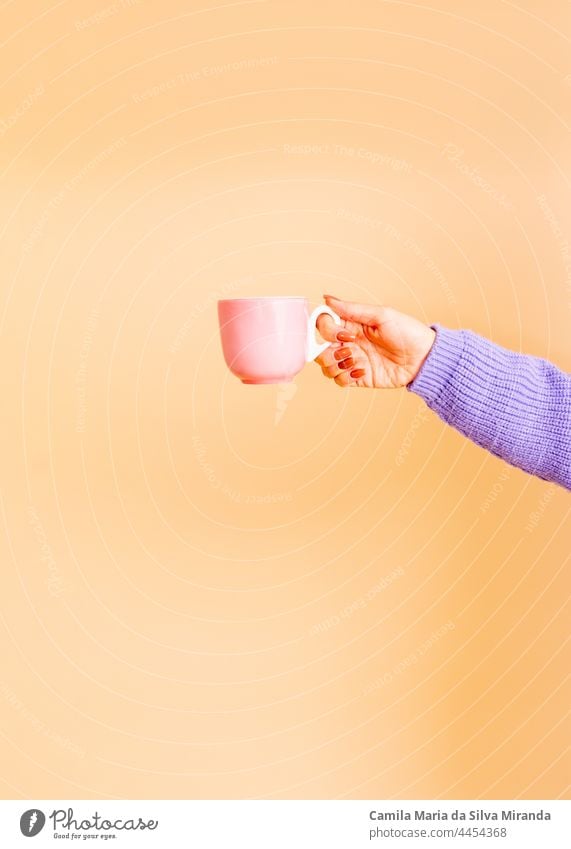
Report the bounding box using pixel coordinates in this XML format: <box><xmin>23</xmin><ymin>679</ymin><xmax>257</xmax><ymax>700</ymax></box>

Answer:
<box><xmin>339</xmin><ymin>358</ymin><xmax>355</xmax><ymax>370</ymax></box>
<box><xmin>350</xmin><ymin>368</ymin><xmax>366</xmax><ymax>379</ymax></box>
<box><xmin>334</xmin><ymin>347</ymin><xmax>352</xmax><ymax>360</ymax></box>
<box><xmin>337</xmin><ymin>330</ymin><xmax>356</xmax><ymax>342</ymax></box>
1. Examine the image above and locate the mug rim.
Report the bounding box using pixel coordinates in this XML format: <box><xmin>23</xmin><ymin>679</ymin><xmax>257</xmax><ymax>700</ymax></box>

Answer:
<box><xmin>218</xmin><ymin>296</ymin><xmax>307</xmax><ymax>303</ymax></box>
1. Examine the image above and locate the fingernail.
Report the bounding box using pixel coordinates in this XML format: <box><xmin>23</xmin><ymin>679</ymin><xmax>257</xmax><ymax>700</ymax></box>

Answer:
<box><xmin>350</xmin><ymin>368</ymin><xmax>366</xmax><ymax>378</ymax></box>
<box><xmin>334</xmin><ymin>347</ymin><xmax>352</xmax><ymax>360</ymax></box>
<box><xmin>339</xmin><ymin>357</ymin><xmax>355</xmax><ymax>370</ymax></box>
<box><xmin>336</xmin><ymin>330</ymin><xmax>356</xmax><ymax>342</ymax></box>
<box><xmin>323</xmin><ymin>293</ymin><xmax>338</xmax><ymax>299</ymax></box>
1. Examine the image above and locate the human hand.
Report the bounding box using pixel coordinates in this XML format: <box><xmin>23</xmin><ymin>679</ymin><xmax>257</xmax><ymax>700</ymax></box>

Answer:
<box><xmin>315</xmin><ymin>295</ymin><xmax>436</xmax><ymax>388</ymax></box>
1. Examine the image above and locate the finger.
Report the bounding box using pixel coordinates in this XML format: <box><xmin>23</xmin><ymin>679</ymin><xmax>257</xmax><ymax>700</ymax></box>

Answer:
<box><xmin>316</xmin><ymin>312</ymin><xmax>341</xmax><ymax>343</ymax></box>
<box><xmin>334</xmin><ymin>370</ymin><xmax>354</xmax><ymax>387</ymax></box>
<box><xmin>338</xmin><ymin>356</ymin><xmax>355</xmax><ymax>370</ymax></box>
<box><xmin>350</xmin><ymin>368</ymin><xmax>366</xmax><ymax>379</ymax></box>
<box><xmin>333</xmin><ymin>346</ymin><xmax>354</xmax><ymax>361</ymax></box>
<box><xmin>315</xmin><ymin>346</ymin><xmax>338</xmax><ymax>367</ymax></box>
<box><xmin>321</xmin><ymin>361</ymin><xmax>343</xmax><ymax>379</ymax></box>
<box><xmin>324</xmin><ymin>294</ymin><xmax>385</xmax><ymax>327</ymax></box>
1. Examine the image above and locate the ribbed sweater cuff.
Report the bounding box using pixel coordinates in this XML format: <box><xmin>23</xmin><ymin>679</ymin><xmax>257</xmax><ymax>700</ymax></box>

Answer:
<box><xmin>407</xmin><ymin>324</ymin><xmax>465</xmax><ymax>405</ymax></box>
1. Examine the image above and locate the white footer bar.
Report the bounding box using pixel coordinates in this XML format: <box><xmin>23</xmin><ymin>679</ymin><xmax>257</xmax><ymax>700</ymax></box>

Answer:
<box><xmin>0</xmin><ymin>799</ymin><xmax>569</xmax><ymax>848</ymax></box>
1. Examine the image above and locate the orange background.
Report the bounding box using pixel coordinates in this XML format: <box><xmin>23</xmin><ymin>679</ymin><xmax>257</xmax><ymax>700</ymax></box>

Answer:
<box><xmin>0</xmin><ymin>0</ymin><xmax>569</xmax><ymax>800</ymax></box>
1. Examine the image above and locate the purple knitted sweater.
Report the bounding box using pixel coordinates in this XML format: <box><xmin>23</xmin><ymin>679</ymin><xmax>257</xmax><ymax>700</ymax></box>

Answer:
<box><xmin>407</xmin><ymin>325</ymin><xmax>571</xmax><ymax>490</ymax></box>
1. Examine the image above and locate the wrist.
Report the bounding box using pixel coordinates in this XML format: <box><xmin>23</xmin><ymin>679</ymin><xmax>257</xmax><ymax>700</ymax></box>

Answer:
<box><xmin>407</xmin><ymin>325</ymin><xmax>466</xmax><ymax>404</ymax></box>
<box><xmin>407</xmin><ymin>326</ymin><xmax>436</xmax><ymax>385</ymax></box>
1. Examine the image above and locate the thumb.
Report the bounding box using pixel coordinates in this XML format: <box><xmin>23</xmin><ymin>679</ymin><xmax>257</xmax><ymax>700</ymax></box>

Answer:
<box><xmin>315</xmin><ymin>311</ymin><xmax>341</xmax><ymax>342</ymax></box>
<box><xmin>323</xmin><ymin>294</ymin><xmax>384</xmax><ymax>327</ymax></box>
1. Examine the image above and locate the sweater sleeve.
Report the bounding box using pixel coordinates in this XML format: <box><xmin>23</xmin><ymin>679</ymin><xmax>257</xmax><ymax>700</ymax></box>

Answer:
<box><xmin>407</xmin><ymin>324</ymin><xmax>571</xmax><ymax>490</ymax></box>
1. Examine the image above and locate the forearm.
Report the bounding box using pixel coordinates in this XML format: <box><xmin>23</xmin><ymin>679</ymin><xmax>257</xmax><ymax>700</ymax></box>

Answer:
<box><xmin>407</xmin><ymin>325</ymin><xmax>571</xmax><ymax>490</ymax></box>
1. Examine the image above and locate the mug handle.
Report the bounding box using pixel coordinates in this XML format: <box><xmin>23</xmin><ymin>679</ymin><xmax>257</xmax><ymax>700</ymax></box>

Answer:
<box><xmin>305</xmin><ymin>304</ymin><xmax>343</xmax><ymax>362</ymax></box>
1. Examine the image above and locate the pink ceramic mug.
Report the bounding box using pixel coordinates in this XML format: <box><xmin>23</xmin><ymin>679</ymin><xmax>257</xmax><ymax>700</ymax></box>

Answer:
<box><xmin>217</xmin><ymin>297</ymin><xmax>342</xmax><ymax>384</ymax></box>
